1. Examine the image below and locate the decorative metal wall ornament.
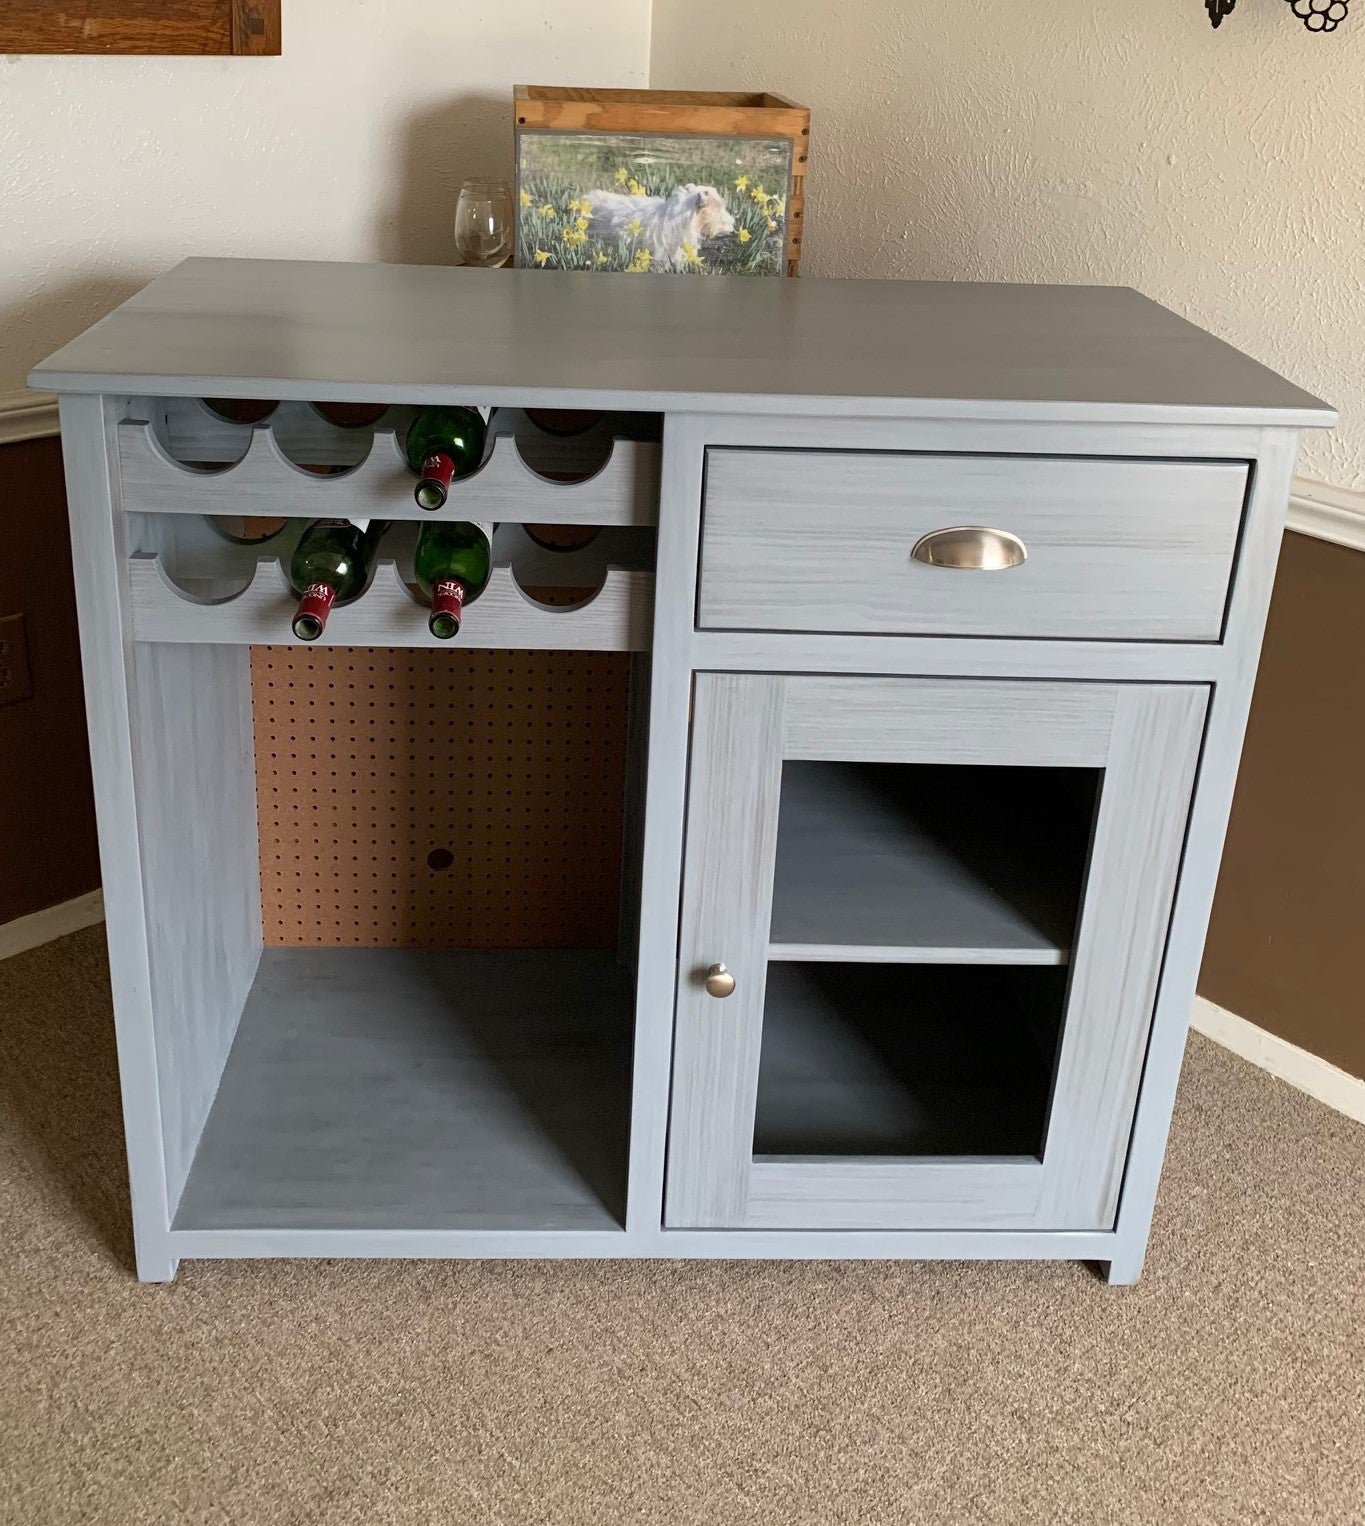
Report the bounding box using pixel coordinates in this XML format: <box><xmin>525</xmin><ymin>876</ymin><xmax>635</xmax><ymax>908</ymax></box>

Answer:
<box><xmin>1207</xmin><ymin>0</ymin><xmax>1350</xmax><ymax>29</ymax></box>
<box><xmin>1289</xmin><ymin>0</ymin><xmax>1350</xmax><ymax>28</ymax></box>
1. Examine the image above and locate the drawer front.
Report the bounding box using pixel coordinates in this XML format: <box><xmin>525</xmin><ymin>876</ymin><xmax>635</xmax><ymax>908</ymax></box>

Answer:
<box><xmin>698</xmin><ymin>450</ymin><xmax>1249</xmax><ymax>640</ymax></box>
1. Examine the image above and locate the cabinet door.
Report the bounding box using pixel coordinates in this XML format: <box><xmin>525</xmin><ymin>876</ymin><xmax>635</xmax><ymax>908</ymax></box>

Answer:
<box><xmin>666</xmin><ymin>674</ymin><xmax>1208</xmax><ymax>1232</ymax></box>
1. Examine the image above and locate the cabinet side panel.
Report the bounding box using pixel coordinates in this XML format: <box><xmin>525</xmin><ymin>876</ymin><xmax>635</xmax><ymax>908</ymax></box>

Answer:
<box><xmin>131</xmin><ymin>641</ymin><xmax>262</xmax><ymax>1209</ymax></box>
<box><xmin>57</xmin><ymin>395</ymin><xmax>175</xmax><ymax>1280</ymax></box>
<box><xmin>1041</xmin><ymin>684</ymin><xmax>1209</xmax><ymax>1227</ymax></box>
<box><xmin>1106</xmin><ymin>428</ymin><xmax>1303</xmax><ymax>1283</ymax></box>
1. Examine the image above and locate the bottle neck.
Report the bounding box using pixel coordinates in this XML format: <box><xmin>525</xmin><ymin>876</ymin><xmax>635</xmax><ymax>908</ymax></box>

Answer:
<box><xmin>428</xmin><ymin>577</ymin><xmax>466</xmax><ymax>639</ymax></box>
<box><xmin>292</xmin><ymin>582</ymin><xmax>336</xmax><ymax>641</ymax></box>
<box><xmin>416</xmin><ymin>453</ymin><xmax>456</xmax><ymax>510</ymax></box>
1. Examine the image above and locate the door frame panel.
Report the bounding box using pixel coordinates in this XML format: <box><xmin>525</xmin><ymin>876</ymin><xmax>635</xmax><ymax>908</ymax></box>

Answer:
<box><xmin>665</xmin><ymin>673</ymin><xmax>1208</xmax><ymax>1233</ymax></box>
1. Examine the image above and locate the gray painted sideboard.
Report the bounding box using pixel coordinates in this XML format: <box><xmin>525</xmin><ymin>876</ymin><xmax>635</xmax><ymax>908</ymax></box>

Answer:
<box><xmin>31</xmin><ymin>259</ymin><xmax>1334</xmax><ymax>1283</ymax></box>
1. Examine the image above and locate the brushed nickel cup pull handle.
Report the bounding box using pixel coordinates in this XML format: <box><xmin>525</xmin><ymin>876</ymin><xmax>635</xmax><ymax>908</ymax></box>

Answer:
<box><xmin>704</xmin><ymin>963</ymin><xmax>737</xmax><ymax>999</ymax></box>
<box><xmin>911</xmin><ymin>526</ymin><xmax>1027</xmax><ymax>570</ymax></box>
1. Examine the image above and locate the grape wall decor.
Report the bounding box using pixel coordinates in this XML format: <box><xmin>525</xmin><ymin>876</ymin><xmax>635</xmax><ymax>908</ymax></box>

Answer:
<box><xmin>1207</xmin><ymin>0</ymin><xmax>1350</xmax><ymax>30</ymax></box>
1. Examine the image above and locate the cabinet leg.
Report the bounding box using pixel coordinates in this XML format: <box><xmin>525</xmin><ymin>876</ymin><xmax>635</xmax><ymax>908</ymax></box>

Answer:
<box><xmin>134</xmin><ymin>1242</ymin><xmax>179</xmax><ymax>1284</ymax></box>
<box><xmin>1098</xmin><ymin>1245</ymin><xmax>1146</xmax><ymax>1286</ymax></box>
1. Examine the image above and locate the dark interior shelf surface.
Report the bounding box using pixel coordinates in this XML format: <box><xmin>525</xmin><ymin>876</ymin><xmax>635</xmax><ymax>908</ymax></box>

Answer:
<box><xmin>753</xmin><ymin>961</ymin><xmax>1068</xmax><ymax>1159</ymax></box>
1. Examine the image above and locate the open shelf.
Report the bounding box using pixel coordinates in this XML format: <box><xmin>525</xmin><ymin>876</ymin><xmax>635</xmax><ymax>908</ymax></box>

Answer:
<box><xmin>174</xmin><ymin>948</ymin><xmax>633</xmax><ymax>1234</ymax></box>
<box><xmin>768</xmin><ymin>762</ymin><xmax>1096</xmax><ymax>964</ymax></box>
<box><xmin>753</xmin><ymin>962</ymin><xmax>1066</xmax><ymax>1159</ymax></box>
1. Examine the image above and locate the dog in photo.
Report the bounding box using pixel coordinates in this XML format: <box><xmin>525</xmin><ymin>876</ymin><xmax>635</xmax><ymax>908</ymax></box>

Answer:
<box><xmin>584</xmin><ymin>183</ymin><xmax>735</xmax><ymax>269</ymax></box>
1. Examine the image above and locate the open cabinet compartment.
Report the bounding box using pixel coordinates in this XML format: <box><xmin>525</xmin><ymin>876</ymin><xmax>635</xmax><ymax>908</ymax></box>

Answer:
<box><xmin>110</xmin><ymin>397</ymin><xmax>661</xmax><ymax>1240</ymax></box>
<box><xmin>135</xmin><ymin>637</ymin><xmax>646</xmax><ymax>1241</ymax></box>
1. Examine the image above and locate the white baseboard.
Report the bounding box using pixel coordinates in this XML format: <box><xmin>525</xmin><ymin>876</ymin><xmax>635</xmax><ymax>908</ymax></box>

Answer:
<box><xmin>1191</xmin><ymin>995</ymin><xmax>1365</xmax><ymax>1125</ymax></box>
<box><xmin>0</xmin><ymin>890</ymin><xmax>105</xmax><ymax>961</ymax></box>
<box><xmin>1288</xmin><ymin>475</ymin><xmax>1365</xmax><ymax>555</ymax></box>
<box><xmin>0</xmin><ymin>389</ymin><xmax>59</xmax><ymax>446</ymax></box>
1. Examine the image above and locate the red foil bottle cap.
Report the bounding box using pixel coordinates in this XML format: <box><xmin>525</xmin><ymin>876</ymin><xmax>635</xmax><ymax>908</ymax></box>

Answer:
<box><xmin>416</xmin><ymin>452</ymin><xmax>456</xmax><ymax>510</ymax></box>
<box><xmin>292</xmin><ymin>581</ymin><xmax>336</xmax><ymax>641</ymax></box>
<box><xmin>428</xmin><ymin>578</ymin><xmax>466</xmax><ymax>638</ymax></box>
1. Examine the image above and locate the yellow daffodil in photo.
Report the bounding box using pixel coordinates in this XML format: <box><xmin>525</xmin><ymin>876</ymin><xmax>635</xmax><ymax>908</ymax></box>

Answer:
<box><xmin>628</xmin><ymin>178</ymin><xmax>645</xmax><ymax>197</ymax></box>
<box><xmin>735</xmin><ymin>174</ymin><xmax>749</xmax><ymax>191</ymax></box>
<box><xmin>533</xmin><ymin>249</ymin><xmax>551</xmax><ymax>266</ymax></box>
<box><xmin>614</xmin><ymin>166</ymin><xmax>629</xmax><ymax>184</ymax></box>
<box><xmin>737</xmin><ymin>228</ymin><xmax>752</xmax><ymax>244</ymax></box>
<box><xmin>627</xmin><ymin>217</ymin><xmax>643</xmax><ymax>237</ymax></box>
<box><xmin>519</xmin><ymin>188</ymin><xmax>532</xmax><ymax>208</ymax></box>
<box><xmin>539</xmin><ymin>204</ymin><xmax>556</xmax><ymax>219</ymax></box>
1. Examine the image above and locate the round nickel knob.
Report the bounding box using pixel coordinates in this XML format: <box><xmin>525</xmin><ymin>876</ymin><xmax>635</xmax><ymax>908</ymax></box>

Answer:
<box><xmin>705</xmin><ymin>963</ymin><xmax>737</xmax><ymax>999</ymax></box>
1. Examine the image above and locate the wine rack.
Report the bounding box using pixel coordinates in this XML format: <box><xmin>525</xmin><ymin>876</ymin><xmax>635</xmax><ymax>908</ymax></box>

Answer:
<box><xmin>35</xmin><ymin>257</ymin><xmax>1326</xmax><ymax>1283</ymax></box>
<box><xmin>119</xmin><ymin>403</ymin><xmax>660</xmax><ymax>524</ymax></box>
<box><xmin>127</xmin><ymin>520</ymin><xmax>653</xmax><ymax>648</ymax></box>
<box><xmin>116</xmin><ymin>402</ymin><xmax>657</xmax><ymax>649</ymax></box>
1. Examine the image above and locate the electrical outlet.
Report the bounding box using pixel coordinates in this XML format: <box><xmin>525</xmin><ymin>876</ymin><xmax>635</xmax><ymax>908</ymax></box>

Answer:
<box><xmin>0</xmin><ymin>613</ymin><xmax>33</xmax><ymax>707</ymax></box>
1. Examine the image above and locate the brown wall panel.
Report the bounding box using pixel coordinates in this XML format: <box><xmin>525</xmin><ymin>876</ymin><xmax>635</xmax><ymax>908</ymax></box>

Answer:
<box><xmin>1200</xmin><ymin>532</ymin><xmax>1365</xmax><ymax>1080</ymax></box>
<box><xmin>0</xmin><ymin>437</ymin><xmax>101</xmax><ymax>924</ymax></box>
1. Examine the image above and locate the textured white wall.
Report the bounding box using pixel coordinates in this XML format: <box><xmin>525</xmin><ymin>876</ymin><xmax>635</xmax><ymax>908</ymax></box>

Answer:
<box><xmin>0</xmin><ymin>0</ymin><xmax>650</xmax><ymax>395</ymax></box>
<box><xmin>652</xmin><ymin>0</ymin><xmax>1364</xmax><ymax>488</ymax></box>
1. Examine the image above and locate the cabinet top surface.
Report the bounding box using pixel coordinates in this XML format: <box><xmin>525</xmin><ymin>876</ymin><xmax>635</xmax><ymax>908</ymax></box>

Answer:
<box><xmin>30</xmin><ymin>257</ymin><xmax>1333</xmax><ymax>426</ymax></box>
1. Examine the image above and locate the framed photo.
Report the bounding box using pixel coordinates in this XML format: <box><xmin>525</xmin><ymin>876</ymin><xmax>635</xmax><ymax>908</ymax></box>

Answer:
<box><xmin>513</xmin><ymin>88</ymin><xmax>810</xmax><ymax>277</ymax></box>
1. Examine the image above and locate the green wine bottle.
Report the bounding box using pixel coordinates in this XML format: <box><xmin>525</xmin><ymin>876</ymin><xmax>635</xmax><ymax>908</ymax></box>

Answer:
<box><xmin>405</xmin><ymin>405</ymin><xmax>486</xmax><ymax>510</ymax></box>
<box><xmin>414</xmin><ymin>521</ymin><xmax>492</xmax><ymax>638</ymax></box>
<box><xmin>289</xmin><ymin>518</ymin><xmax>389</xmax><ymax>640</ymax></box>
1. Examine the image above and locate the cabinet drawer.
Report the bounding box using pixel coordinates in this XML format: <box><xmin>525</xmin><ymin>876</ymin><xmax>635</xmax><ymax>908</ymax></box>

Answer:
<box><xmin>698</xmin><ymin>450</ymin><xmax>1249</xmax><ymax>641</ymax></box>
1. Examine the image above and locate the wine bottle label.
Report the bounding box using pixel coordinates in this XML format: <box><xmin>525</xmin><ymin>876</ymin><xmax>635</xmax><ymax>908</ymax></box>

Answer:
<box><xmin>294</xmin><ymin>581</ymin><xmax>336</xmax><ymax>635</ymax></box>
<box><xmin>420</xmin><ymin>453</ymin><xmax>457</xmax><ymax>493</ymax></box>
<box><xmin>431</xmin><ymin>578</ymin><xmax>466</xmax><ymax>626</ymax></box>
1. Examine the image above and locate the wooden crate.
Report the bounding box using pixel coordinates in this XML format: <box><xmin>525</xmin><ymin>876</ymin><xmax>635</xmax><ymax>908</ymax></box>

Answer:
<box><xmin>514</xmin><ymin>86</ymin><xmax>810</xmax><ymax>276</ymax></box>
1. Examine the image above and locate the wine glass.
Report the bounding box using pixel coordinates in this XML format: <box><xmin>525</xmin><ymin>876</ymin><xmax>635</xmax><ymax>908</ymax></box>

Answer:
<box><xmin>454</xmin><ymin>178</ymin><xmax>514</xmax><ymax>268</ymax></box>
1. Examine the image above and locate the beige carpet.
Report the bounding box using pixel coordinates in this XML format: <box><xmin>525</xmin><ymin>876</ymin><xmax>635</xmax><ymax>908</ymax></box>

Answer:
<box><xmin>1</xmin><ymin>928</ymin><xmax>1362</xmax><ymax>1526</ymax></box>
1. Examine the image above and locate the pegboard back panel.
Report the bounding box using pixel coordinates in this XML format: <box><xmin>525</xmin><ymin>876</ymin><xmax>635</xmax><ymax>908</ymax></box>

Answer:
<box><xmin>251</xmin><ymin>647</ymin><xmax>631</xmax><ymax>949</ymax></box>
